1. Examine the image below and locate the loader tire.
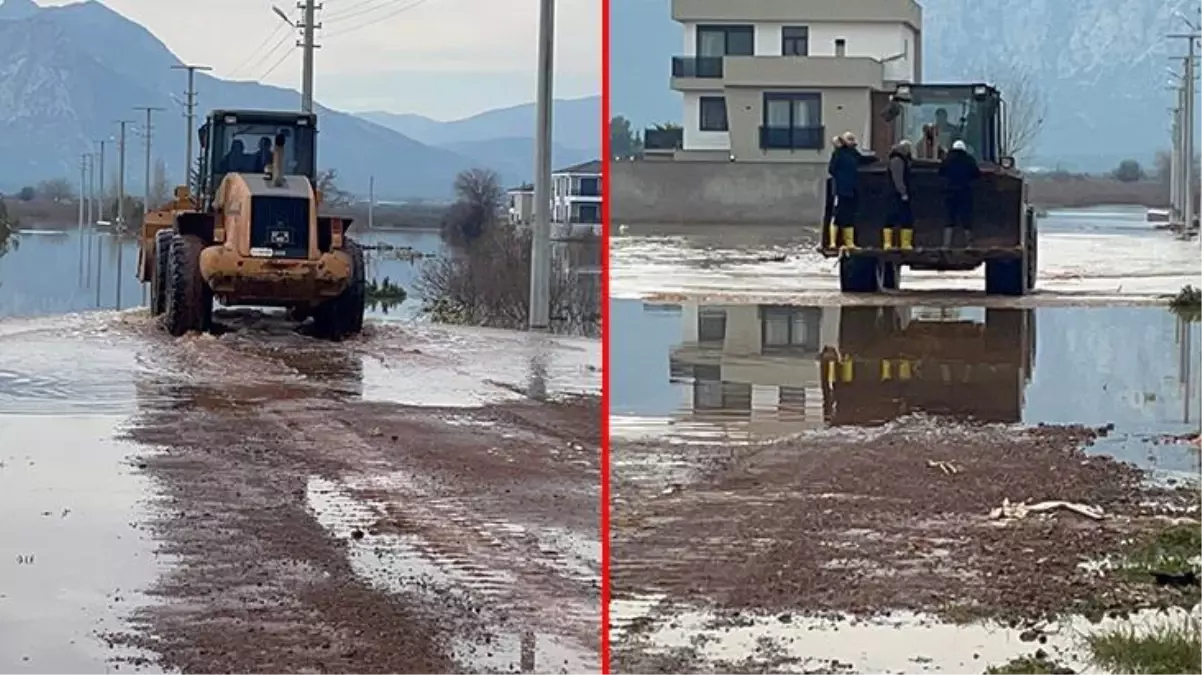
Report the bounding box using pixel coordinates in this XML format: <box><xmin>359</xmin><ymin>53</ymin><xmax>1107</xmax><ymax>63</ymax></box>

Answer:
<box><xmin>149</xmin><ymin>229</ymin><xmax>173</xmax><ymax>316</ymax></box>
<box><xmin>312</xmin><ymin>238</ymin><xmax>366</xmax><ymax>342</ymax></box>
<box><xmin>839</xmin><ymin>255</ymin><xmax>879</xmax><ymax>293</ymax></box>
<box><xmin>984</xmin><ymin>255</ymin><xmax>1027</xmax><ymax>296</ymax></box>
<box><xmin>164</xmin><ymin>234</ymin><xmax>212</xmax><ymax>337</ymax></box>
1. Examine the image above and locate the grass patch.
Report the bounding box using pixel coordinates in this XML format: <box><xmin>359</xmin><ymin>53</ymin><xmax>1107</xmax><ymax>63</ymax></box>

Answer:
<box><xmin>1116</xmin><ymin>523</ymin><xmax>1202</xmax><ymax>582</ymax></box>
<box><xmin>365</xmin><ymin>277</ymin><xmax>406</xmax><ymax>304</ymax></box>
<box><xmin>1169</xmin><ymin>285</ymin><xmax>1201</xmax><ymax>322</ymax></box>
<box><xmin>1084</xmin><ymin>615</ymin><xmax>1200</xmax><ymax>675</ymax></box>
<box><xmin>984</xmin><ymin>651</ymin><xmax>1075</xmax><ymax>674</ymax></box>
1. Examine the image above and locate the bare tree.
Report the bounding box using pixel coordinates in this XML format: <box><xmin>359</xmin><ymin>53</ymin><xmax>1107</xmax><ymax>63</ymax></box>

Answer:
<box><xmin>442</xmin><ymin>168</ymin><xmax>504</xmax><ymax>246</ymax></box>
<box><xmin>36</xmin><ymin>177</ymin><xmax>74</xmax><ymax>202</ymax></box>
<box><xmin>150</xmin><ymin>158</ymin><xmax>172</xmax><ymax>208</ymax></box>
<box><xmin>985</xmin><ymin>63</ymin><xmax>1046</xmax><ymax>159</ymax></box>
<box><xmin>316</xmin><ymin>169</ymin><xmax>353</xmax><ymax>207</ymax></box>
<box><xmin>0</xmin><ymin>196</ymin><xmax>18</xmax><ymax>258</ymax></box>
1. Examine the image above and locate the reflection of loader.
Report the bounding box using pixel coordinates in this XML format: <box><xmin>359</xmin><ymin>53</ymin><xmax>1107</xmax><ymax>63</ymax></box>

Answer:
<box><xmin>821</xmin><ymin>84</ymin><xmax>1038</xmax><ymax>297</ymax></box>
<box><xmin>137</xmin><ymin>109</ymin><xmax>365</xmax><ymax>341</ymax></box>
<box><xmin>819</xmin><ymin>306</ymin><xmax>1036</xmax><ymax>426</ymax></box>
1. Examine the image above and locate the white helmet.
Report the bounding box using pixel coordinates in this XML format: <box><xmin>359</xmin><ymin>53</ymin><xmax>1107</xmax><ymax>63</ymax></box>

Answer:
<box><xmin>952</xmin><ymin>140</ymin><xmax>967</xmax><ymax>151</ymax></box>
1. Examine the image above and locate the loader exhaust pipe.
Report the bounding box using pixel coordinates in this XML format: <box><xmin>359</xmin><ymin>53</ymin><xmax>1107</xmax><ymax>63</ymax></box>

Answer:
<box><xmin>270</xmin><ymin>132</ymin><xmax>286</xmax><ymax>187</ymax></box>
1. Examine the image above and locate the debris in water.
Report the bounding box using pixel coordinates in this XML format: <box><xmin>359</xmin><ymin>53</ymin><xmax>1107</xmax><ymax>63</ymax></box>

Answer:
<box><xmin>989</xmin><ymin>498</ymin><xmax>1105</xmax><ymax>521</ymax></box>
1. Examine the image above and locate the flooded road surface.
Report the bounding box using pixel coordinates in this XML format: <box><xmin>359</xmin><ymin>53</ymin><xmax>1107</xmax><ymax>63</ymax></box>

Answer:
<box><xmin>609</xmin><ymin>293</ymin><xmax>1200</xmax><ymax>667</ymax></box>
<box><xmin>0</xmin><ymin>309</ymin><xmax>600</xmax><ymax>673</ymax></box>
<box><xmin>612</xmin><ymin>207</ymin><xmax>1202</xmax><ymax>304</ymax></box>
<box><xmin>608</xmin><ymin>206</ymin><xmax>1200</xmax><ymax>672</ymax></box>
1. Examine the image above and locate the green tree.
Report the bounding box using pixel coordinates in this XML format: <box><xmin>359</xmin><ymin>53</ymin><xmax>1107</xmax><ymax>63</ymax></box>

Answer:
<box><xmin>1112</xmin><ymin>159</ymin><xmax>1144</xmax><ymax>183</ymax></box>
<box><xmin>610</xmin><ymin>115</ymin><xmax>643</xmax><ymax>159</ymax></box>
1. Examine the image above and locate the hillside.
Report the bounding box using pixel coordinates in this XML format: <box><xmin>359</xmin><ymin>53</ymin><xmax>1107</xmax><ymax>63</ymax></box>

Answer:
<box><xmin>0</xmin><ymin>0</ymin><xmax>487</xmax><ymax>199</ymax></box>
<box><xmin>609</xmin><ymin>0</ymin><xmax>1200</xmax><ymax>172</ymax></box>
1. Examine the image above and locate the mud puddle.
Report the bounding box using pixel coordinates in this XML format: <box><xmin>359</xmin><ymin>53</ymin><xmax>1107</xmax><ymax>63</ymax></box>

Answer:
<box><xmin>0</xmin><ymin>325</ymin><xmax>167</xmax><ymax>673</ymax></box>
<box><xmin>610</xmin><ymin>300</ymin><xmax>1201</xmax><ymax>454</ymax></box>
<box><xmin>611</xmin><ymin>208</ymin><xmax>1201</xmax><ymax>302</ymax></box>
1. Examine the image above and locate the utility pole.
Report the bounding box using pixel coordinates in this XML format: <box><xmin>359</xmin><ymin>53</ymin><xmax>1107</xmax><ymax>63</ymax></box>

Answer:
<box><xmin>528</xmin><ymin>0</ymin><xmax>554</xmax><ymax>331</ymax></box>
<box><xmin>135</xmin><ymin>106</ymin><xmax>166</xmax><ymax>212</ymax></box>
<box><xmin>172</xmin><ymin>64</ymin><xmax>212</xmax><ymax>190</ymax></box>
<box><xmin>1169</xmin><ymin>29</ymin><xmax>1200</xmax><ymax>229</ymax></box>
<box><xmin>298</xmin><ymin>0</ymin><xmax>321</xmax><ymax>113</ymax></box>
<box><xmin>1170</xmin><ymin>102</ymin><xmax>1181</xmax><ymax>220</ymax></box>
<box><xmin>368</xmin><ymin>176</ymin><xmax>375</xmax><ymax>229</ymax></box>
<box><xmin>94</xmin><ymin>140</ymin><xmax>108</xmax><ymax>222</ymax></box>
<box><xmin>78</xmin><ymin>154</ymin><xmax>87</xmax><ymax>277</ymax></box>
<box><xmin>115</xmin><ymin>119</ymin><xmax>134</xmax><ymax>310</ymax></box>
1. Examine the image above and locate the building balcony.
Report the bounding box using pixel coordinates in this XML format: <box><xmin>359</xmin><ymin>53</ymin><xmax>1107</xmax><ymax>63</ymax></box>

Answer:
<box><xmin>724</xmin><ymin>56</ymin><xmax>884</xmax><ymax>90</ymax></box>
<box><xmin>760</xmin><ymin>125</ymin><xmax>825</xmax><ymax>151</ymax></box>
<box><xmin>671</xmin><ymin>55</ymin><xmax>723</xmax><ymax>79</ymax></box>
<box><xmin>644</xmin><ymin>128</ymin><xmax>684</xmax><ymax>152</ymax></box>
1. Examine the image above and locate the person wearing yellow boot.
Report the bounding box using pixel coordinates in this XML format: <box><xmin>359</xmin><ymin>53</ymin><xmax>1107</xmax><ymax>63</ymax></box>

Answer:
<box><xmin>938</xmin><ymin>139</ymin><xmax>982</xmax><ymax>248</ymax></box>
<box><xmin>886</xmin><ymin>140</ymin><xmax>915</xmax><ymax>250</ymax></box>
<box><xmin>824</xmin><ymin>135</ymin><xmax>845</xmax><ymax>248</ymax></box>
<box><xmin>828</xmin><ymin>131</ymin><xmax>877</xmax><ymax>250</ymax></box>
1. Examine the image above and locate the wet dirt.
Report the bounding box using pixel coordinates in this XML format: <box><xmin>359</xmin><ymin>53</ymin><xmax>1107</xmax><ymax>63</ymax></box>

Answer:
<box><xmin>608</xmin><ymin>206</ymin><xmax>1202</xmax><ymax>673</ymax></box>
<box><xmin>1</xmin><ymin>309</ymin><xmax>600</xmax><ymax>673</ymax></box>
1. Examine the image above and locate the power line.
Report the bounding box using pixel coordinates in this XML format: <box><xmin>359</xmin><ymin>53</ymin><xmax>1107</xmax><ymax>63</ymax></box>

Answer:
<box><xmin>251</xmin><ymin>33</ymin><xmax>295</xmax><ymax>77</ymax></box>
<box><xmin>324</xmin><ymin>0</ymin><xmax>436</xmax><ymax>39</ymax></box>
<box><xmin>230</xmin><ymin>22</ymin><xmax>289</xmax><ymax>77</ymax></box>
<box><xmin>325</xmin><ymin>0</ymin><xmax>394</xmax><ymax>24</ymax></box>
<box><xmin>260</xmin><ymin>46</ymin><xmax>295</xmax><ymax>80</ymax></box>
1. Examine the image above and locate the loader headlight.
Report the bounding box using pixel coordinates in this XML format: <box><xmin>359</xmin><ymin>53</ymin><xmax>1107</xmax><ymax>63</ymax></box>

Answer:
<box><xmin>1000</xmin><ymin>156</ymin><xmax>1016</xmax><ymax>170</ymax></box>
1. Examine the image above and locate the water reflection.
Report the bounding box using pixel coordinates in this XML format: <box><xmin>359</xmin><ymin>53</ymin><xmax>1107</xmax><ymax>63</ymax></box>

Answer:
<box><xmin>622</xmin><ymin>301</ymin><xmax>1202</xmax><ymax>440</ymax></box>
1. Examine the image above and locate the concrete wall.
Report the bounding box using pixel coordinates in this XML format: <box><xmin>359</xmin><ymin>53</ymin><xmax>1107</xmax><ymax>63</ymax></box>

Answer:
<box><xmin>610</xmin><ymin>159</ymin><xmax>830</xmax><ymax>225</ymax></box>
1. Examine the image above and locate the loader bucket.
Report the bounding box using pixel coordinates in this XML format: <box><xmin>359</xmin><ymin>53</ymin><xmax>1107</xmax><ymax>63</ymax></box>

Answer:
<box><xmin>854</xmin><ymin>161</ymin><xmax>1026</xmax><ymax>250</ymax></box>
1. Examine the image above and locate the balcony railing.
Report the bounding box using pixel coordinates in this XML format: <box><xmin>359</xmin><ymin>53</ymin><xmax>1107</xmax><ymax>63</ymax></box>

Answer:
<box><xmin>644</xmin><ymin>128</ymin><xmax>684</xmax><ymax>151</ymax></box>
<box><xmin>759</xmin><ymin>125</ymin><xmax>825</xmax><ymax>150</ymax></box>
<box><xmin>671</xmin><ymin>56</ymin><xmax>723</xmax><ymax>78</ymax></box>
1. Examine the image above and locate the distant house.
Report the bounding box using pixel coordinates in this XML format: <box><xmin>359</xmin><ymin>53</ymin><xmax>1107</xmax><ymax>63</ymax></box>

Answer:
<box><xmin>552</xmin><ymin>159</ymin><xmax>602</xmax><ymax>234</ymax></box>
<box><xmin>506</xmin><ymin>183</ymin><xmax>534</xmax><ymax>226</ymax></box>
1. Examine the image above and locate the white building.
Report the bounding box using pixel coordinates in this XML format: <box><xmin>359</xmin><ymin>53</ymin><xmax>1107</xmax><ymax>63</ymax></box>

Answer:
<box><xmin>506</xmin><ymin>183</ymin><xmax>534</xmax><ymax>226</ymax></box>
<box><xmin>551</xmin><ymin>159</ymin><xmax>602</xmax><ymax>234</ymax></box>
<box><xmin>649</xmin><ymin>0</ymin><xmax>923</xmax><ymax>161</ymax></box>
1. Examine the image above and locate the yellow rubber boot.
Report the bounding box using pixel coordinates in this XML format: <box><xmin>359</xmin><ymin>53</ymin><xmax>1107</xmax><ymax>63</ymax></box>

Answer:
<box><xmin>882</xmin><ymin>227</ymin><xmax>895</xmax><ymax>250</ymax></box>
<box><xmin>840</xmin><ymin>226</ymin><xmax>857</xmax><ymax>250</ymax></box>
<box><xmin>827</xmin><ymin>224</ymin><xmax>838</xmax><ymax>249</ymax></box>
<box><xmin>900</xmin><ymin>228</ymin><xmax>914</xmax><ymax>250</ymax></box>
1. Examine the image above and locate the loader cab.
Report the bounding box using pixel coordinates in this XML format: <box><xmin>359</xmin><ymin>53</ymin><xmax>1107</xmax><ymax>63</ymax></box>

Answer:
<box><xmin>196</xmin><ymin>109</ymin><xmax>318</xmax><ymax>206</ymax></box>
<box><xmin>882</xmin><ymin>84</ymin><xmax>1003</xmax><ymax>164</ymax></box>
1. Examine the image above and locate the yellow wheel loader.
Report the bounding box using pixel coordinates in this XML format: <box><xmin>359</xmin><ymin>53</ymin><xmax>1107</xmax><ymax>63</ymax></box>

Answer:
<box><xmin>137</xmin><ymin>109</ymin><xmax>364</xmax><ymax>340</ymax></box>
<box><xmin>820</xmin><ymin>84</ymin><xmax>1037</xmax><ymax>297</ymax></box>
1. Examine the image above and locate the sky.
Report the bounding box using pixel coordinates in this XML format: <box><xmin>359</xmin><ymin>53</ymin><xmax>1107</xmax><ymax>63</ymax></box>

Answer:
<box><xmin>36</xmin><ymin>0</ymin><xmax>601</xmax><ymax>120</ymax></box>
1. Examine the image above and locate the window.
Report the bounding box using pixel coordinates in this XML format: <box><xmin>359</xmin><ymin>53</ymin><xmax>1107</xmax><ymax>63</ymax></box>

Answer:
<box><xmin>760</xmin><ymin>93</ymin><xmax>823</xmax><ymax>150</ymax></box>
<box><xmin>697</xmin><ymin>308</ymin><xmax>727</xmax><ymax>343</ymax></box>
<box><xmin>696</xmin><ymin>25</ymin><xmax>754</xmax><ymax>56</ymax></box>
<box><xmin>699</xmin><ymin>96</ymin><xmax>728</xmax><ymax>132</ymax></box>
<box><xmin>576</xmin><ymin>203</ymin><xmax>600</xmax><ymax>224</ymax></box>
<box><xmin>760</xmin><ymin>306</ymin><xmax>822</xmax><ymax>352</ymax></box>
<box><xmin>782</xmin><ymin>26</ymin><xmax>809</xmax><ymax>56</ymax></box>
<box><xmin>577</xmin><ymin>176</ymin><xmax>600</xmax><ymax>197</ymax></box>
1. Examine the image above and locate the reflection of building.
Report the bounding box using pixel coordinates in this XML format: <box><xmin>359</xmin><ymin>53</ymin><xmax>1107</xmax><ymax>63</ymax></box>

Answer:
<box><xmin>648</xmin><ymin>0</ymin><xmax>922</xmax><ymax>161</ymax></box>
<box><xmin>669</xmin><ymin>303</ymin><xmax>1035</xmax><ymax>434</ymax></box>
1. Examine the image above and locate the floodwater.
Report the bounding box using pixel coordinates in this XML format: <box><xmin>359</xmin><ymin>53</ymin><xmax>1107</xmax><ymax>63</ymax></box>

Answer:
<box><xmin>612</xmin><ymin>206</ymin><xmax>1202</xmax><ymax>304</ymax></box>
<box><xmin>0</xmin><ymin>226</ymin><xmax>441</xmax><ymax>320</ymax></box>
<box><xmin>608</xmin><ymin>206</ymin><xmax>1202</xmax><ymax>673</ymax></box>
<box><xmin>0</xmin><ymin>225</ymin><xmax>602</xmax><ymax>672</ymax></box>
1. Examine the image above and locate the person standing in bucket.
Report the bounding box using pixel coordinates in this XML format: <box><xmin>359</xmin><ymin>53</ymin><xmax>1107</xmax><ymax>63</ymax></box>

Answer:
<box><xmin>885</xmin><ymin>140</ymin><xmax>915</xmax><ymax>250</ymax></box>
<box><xmin>938</xmin><ymin>139</ymin><xmax>982</xmax><ymax>248</ymax></box>
<box><xmin>823</xmin><ymin>135</ymin><xmax>845</xmax><ymax>248</ymax></box>
<box><xmin>828</xmin><ymin>131</ymin><xmax>876</xmax><ymax>250</ymax></box>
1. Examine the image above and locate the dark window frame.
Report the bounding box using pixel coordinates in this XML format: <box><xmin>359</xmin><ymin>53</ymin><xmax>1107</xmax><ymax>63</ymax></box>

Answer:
<box><xmin>781</xmin><ymin>26</ymin><xmax>809</xmax><ymax>56</ymax></box>
<box><xmin>576</xmin><ymin>202</ymin><xmax>600</xmax><ymax>224</ymax></box>
<box><xmin>760</xmin><ymin>92</ymin><xmax>824</xmax><ymax>150</ymax></box>
<box><xmin>577</xmin><ymin>176</ymin><xmax>601</xmax><ymax>197</ymax></box>
<box><xmin>698</xmin><ymin>96</ymin><xmax>729</xmax><ymax>132</ymax></box>
<box><xmin>695</xmin><ymin>24</ymin><xmax>755</xmax><ymax>56</ymax></box>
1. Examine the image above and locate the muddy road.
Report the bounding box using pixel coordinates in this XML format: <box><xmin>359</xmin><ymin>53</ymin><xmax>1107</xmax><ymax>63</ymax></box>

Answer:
<box><xmin>0</xmin><ymin>310</ymin><xmax>600</xmax><ymax>673</ymax></box>
<box><xmin>608</xmin><ymin>207</ymin><xmax>1201</xmax><ymax>673</ymax></box>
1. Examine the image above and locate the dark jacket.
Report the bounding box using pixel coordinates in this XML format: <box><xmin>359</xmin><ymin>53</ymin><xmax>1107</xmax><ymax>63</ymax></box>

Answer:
<box><xmin>938</xmin><ymin>148</ymin><xmax>981</xmax><ymax>195</ymax></box>
<box><xmin>828</xmin><ymin>146</ymin><xmax>874</xmax><ymax>197</ymax></box>
<box><xmin>887</xmin><ymin>144</ymin><xmax>912</xmax><ymax>201</ymax></box>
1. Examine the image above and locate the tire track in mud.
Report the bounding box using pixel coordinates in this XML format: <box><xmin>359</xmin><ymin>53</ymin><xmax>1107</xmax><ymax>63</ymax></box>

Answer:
<box><xmin>104</xmin><ymin>312</ymin><xmax>600</xmax><ymax>673</ymax></box>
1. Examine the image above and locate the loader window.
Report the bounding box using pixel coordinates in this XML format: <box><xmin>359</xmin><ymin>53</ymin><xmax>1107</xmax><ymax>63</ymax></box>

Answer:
<box><xmin>897</xmin><ymin>87</ymin><xmax>995</xmax><ymax>161</ymax></box>
<box><xmin>210</xmin><ymin>122</ymin><xmax>316</xmax><ymax>181</ymax></box>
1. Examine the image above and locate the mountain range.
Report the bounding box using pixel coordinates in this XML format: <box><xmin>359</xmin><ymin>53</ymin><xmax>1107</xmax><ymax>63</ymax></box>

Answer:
<box><xmin>610</xmin><ymin>0</ymin><xmax>1201</xmax><ymax>172</ymax></box>
<box><xmin>0</xmin><ymin>0</ymin><xmax>600</xmax><ymax>199</ymax></box>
